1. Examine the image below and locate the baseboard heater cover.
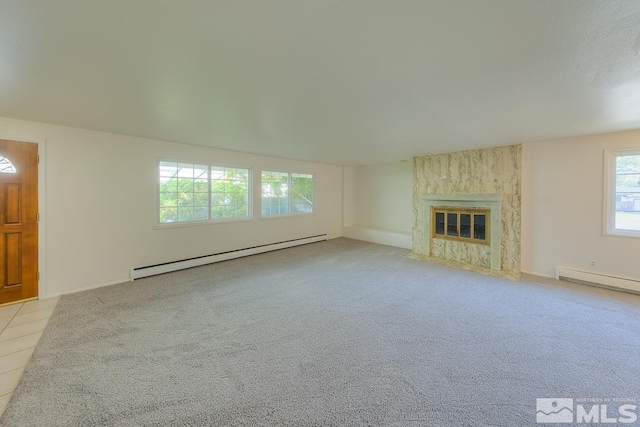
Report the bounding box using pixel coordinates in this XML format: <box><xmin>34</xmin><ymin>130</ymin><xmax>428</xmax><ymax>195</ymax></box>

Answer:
<box><xmin>131</xmin><ymin>234</ymin><xmax>328</xmax><ymax>280</ymax></box>
<box><xmin>555</xmin><ymin>266</ymin><xmax>640</xmax><ymax>295</ymax></box>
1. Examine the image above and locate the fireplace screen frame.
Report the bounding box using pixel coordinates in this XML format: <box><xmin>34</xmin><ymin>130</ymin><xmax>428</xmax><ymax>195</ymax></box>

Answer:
<box><xmin>421</xmin><ymin>193</ymin><xmax>502</xmax><ymax>270</ymax></box>
<box><xmin>431</xmin><ymin>207</ymin><xmax>490</xmax><ymax>245</ymax></box>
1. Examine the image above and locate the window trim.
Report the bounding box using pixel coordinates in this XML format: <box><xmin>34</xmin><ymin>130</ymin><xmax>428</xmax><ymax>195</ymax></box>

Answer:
<box><xmin>156</xmin><ymin>158</ymin><xmax>252</xmax><ymax>227</ymax></box>
<box><xmin>260</xmin><ymin>169</ymin><xmax>316</xmax><ymax>218</ymax></box>
<box><xmin>603</xmin><ymin>149</ymin><xmax>640</xmax><ymax>238</ymax></box>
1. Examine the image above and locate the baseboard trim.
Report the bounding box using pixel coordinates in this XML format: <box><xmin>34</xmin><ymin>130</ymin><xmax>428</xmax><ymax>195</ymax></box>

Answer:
<box><xmin>555</xmin><ymin>266</ymin><xmax>640</xmax><ymax>295</ymax></box>
<box><xmin>520</xmin><ymin>269</ymin><xmax>553</xmax><ymax>278</ymax></box>
<box><xmin>131</xmin><ymin>234</ymin><xmax>328</xmax><ymax>280</ymax></box>
<box><xmin>43</xmin><ymin>278</ymin><xmax>131</xmax><ymax>299</ymax></box>
<box><xmin>343</xmin><ymin>226</ymin><xmax>412</xmax><ymax>249</ymax></box>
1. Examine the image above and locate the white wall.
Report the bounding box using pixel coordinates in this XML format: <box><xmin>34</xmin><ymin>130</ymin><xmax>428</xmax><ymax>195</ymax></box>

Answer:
<box><xmin>344</xmin><ymin>129</ymin><xmax>640</xmax><ymax>282</ymax></box>
<box><xmin>0</xmin><ymin>117</ymin><xmax>343</xmax><ymax>298</ymax></box>
<box><xmin>343</xmin><ymin>166</ymin><xmax>357</xmax><ymax>227</ymax></box>
<box><xmin>522</xmin><ymin>130</ymin><xmax>640</xmax><ymax>280</ymax></box>
<box><xmin>7</xmin><ymin>113</ymin><xmax>636</xmax><ymax>296</ymax></box>
<box><xmin>355</xmin><ymin>162</ymin><xmax>413</xmax><ymax>232</ymax></box>
<box><xmin>343</xmin><ymin>162</ymin><xmax>413</xmax><ymax>248</ymax></box>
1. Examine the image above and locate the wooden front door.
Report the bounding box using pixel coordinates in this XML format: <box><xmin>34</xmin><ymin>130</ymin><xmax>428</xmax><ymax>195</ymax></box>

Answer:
<box><xmin>0</xmin><ymin>140</ymin><xmax>38</xmax><ymax>305</ymax></box>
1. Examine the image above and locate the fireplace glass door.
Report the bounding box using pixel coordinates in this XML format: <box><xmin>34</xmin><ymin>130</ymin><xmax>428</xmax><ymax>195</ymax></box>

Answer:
<box><xmin>432</xmin><ymin>207</ymin><xmax>490</xmax><ymax>245</ymax></box>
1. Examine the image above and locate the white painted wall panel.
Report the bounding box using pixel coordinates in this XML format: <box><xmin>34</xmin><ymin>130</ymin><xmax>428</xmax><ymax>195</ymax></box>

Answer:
<box><xmin>522</xmin><ymin>130</ymin><xmax>640</xmax><ymax>280</ymax></box>
<box><xmin>354</xmin><ymin>162</ymin><xmax>413</xmax><ymax>233</ymax></box>
<box><xmin>341</xmin><ymin>162</ymin><xmax>413</xmax><ymax>248</ymax></box>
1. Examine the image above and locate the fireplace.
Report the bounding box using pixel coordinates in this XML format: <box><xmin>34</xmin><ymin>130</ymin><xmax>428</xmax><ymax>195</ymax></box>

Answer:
<box><xmin>421</xmin><ymin>194</ymin><xmax>502</xmax><ymax>270</ymax></box>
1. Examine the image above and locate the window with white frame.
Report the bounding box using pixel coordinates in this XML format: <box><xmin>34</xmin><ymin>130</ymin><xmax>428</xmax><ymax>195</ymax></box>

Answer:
<box><xmin>261</xmin><ymin>171</ymin><xmax>314</xmax><ymax>216</ymax></box>
<box><xmin>158</xmin><ymin>161</ymin><xmax>251</xmax><ymax>224</ymax></box>
<box><xmin>604</xmin><ymin>149</ymin><xmax>640</xmax><ymax>236</ymax></box>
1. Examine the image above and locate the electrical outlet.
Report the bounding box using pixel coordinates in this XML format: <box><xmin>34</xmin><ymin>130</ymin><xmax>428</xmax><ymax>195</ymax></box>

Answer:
<box><xmin>589</xmin><ymin>259</ymin><xmax>597</xmax><ymax>268</ymax></box>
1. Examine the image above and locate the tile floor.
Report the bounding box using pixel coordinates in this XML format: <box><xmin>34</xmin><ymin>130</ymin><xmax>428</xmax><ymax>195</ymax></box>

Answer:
<box><xmin>0</xmin><ymin>297</ymin><xmax>59</xmax><ymax>418</ymax></box>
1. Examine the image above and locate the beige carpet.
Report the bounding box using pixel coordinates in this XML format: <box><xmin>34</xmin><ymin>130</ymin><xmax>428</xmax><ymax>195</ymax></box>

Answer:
<box><xmin>2</xmin><ymin>238</ymin><xmax>639</xmax><ymax>426</ymax></box>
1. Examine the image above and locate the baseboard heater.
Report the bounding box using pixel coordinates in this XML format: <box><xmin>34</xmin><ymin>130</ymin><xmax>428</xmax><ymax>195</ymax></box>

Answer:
<box><xmin>556</xmin><ymin>266</ymin><xmax>640</xmax><ymax>295</ymax></box>
<box><xmin>131</xmin><ymin>234</ymin><xmax>328</xmax><ymax>280</ymax></box>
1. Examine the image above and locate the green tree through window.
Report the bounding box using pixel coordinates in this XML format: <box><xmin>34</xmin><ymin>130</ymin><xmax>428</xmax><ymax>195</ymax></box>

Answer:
<box><xmin>159</xmin><ymin>161</ymin><xmax>250</xmax><ymax>224</ymax></box>
<box><xmin>261</xmin><ymin>171</ymin><xmax>314</xmax><ymax>216</ymax></box>
<box><xmin>291</xmin><ymin>173</ymin><xmax>314</xmax><ymax>213</ymax></box>
<box><xmin>261</xmin><ymin>171</ymin><xmax>289</xmax><ymax>215</ymax></box>
<box><xmin>211</xmin><ymin>167</ymin><xmax>250</xmax><ymax>219</ymax></box>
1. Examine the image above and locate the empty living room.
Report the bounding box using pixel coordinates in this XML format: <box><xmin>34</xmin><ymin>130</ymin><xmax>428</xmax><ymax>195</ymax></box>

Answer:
<box><xmin>0</xmin><ymin>1</ymin><xmax>639</xmax><ymax>426</ymax></box>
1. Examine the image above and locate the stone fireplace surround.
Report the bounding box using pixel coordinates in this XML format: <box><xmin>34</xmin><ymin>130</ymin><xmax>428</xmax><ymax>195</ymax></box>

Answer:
<box><xmin>421</xmin><ymin>193</ymin><xmax>502</xmax><ymax>270</ymax></box>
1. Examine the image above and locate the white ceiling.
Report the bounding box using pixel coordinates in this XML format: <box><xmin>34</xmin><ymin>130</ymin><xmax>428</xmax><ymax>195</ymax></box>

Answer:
<box><xmin>1</xmin><ymin>1</ymin><xmax>639</xmax><ymax>166</ymax></box>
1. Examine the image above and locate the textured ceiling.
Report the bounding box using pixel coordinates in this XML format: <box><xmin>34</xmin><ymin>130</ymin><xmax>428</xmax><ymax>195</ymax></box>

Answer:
<box><xmin>0</xmin><ymin>0</ymin><xmax>639</xmax><ymax>165</ymax></box>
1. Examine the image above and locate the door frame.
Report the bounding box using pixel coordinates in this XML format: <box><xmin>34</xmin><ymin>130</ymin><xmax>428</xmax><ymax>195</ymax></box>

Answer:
<box><xmin>0</xmin><ymin>134</ymin><xmax>47</xmax><ymax>300</ymax></box>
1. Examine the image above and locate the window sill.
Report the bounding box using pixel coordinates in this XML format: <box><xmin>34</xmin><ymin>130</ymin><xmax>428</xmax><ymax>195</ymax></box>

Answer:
<box><xmin>604</xmin><ymin>229</ymin><xmax>640</xmax><ymax>239</ymax></box>
<box><xmin>260</xmin><ymin>212</ymin><xmax>316</xmax><ymax>220</ymax></box>
<box><xmin>154</xmin><ymin>217</ymin><xmax>253</xmax><ymax>230</ymax></box>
